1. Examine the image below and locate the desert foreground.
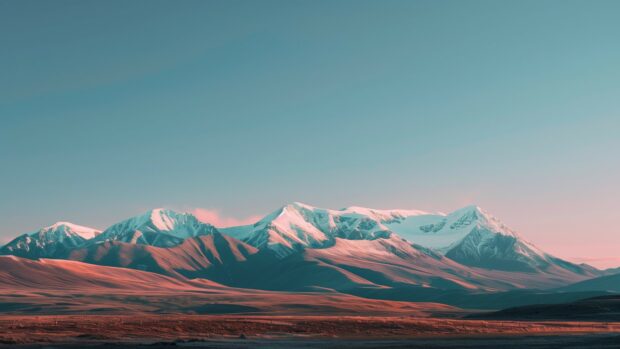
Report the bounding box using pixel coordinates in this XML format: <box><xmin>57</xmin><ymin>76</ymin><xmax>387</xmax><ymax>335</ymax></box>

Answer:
<box><xmin>1</xmin><ymin>315</ymin><xmax>620</xmax><ymax>348</ymax></box>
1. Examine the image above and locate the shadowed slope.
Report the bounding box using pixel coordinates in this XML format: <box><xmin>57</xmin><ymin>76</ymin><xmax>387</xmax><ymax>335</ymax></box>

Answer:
<box><xmin>67</xmin><ymin>233</ymin><xmax>265</xmax><ymax>285</ymax></box>
<box><xmin>0</xmin><ymin>255</ymin><xmax>223</xmax><ymax>291</ymax></box>
<box><xmin>559</xmin><ymin>272</ymin><xmax>620</xmax><ymax>292</ymax></box>
<box><xmin>0</xmin><ymin>256</ymin><xmax>459</xmax><ymax>316</ymax></box>
<box><xmin>264</xmin><ymin>236</ymin><xmax>598</xmax><ymax>293</ymax></box>
<box><xmin>65</xmin><ymin>233</ymin><xmax>598</xmax><ymax>293</ymax></box>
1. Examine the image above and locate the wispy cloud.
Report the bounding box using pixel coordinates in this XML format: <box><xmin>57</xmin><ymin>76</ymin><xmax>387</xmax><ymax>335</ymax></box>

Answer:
<box><xmin>191</xmin><ymin>208</ymin><xmax>262</xmax><ymax>228</ymax></box>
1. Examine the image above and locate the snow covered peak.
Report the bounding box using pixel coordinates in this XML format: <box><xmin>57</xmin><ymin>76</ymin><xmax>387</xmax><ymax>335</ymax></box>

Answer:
<box><xmin>443</xmin><ymin>205</ymin><xmax>496</xmax><ymax>227</ymax></box>
<box><xmin>445</xmin><ymin>205</ymin><xmax>517</xmax><ymax>238</ymax></box>
<box><xmin>1</xmin><ymin>203</ymin><xmax>595</xmax><ymax>279</ymax></box>
<box><xmin>0</xmin><ymin>221</ymin><xmax>100</xmax><ymax>259</ymax></box>
<box><xmin>341</xmin><ymin>206</ymin><xmax>430</xmax><ymax>222</ymax></box>
<box><xmin>287</xmin><ymin>201</ymin><xmax>316</xmax><ymax>210</ymax></box>
<box><xmin>272</xmin><ymin>202</ymin><xmax>314</xmax><ymax>219</ymax></box>
<box><xmin>219</xmin><ymin>203</ymin><xmax>597</xmax><ymax>275</ymax></box>
<box><xmin>149</xmin><ymin>208</ymin><xmax>181</xmax><ymax>231</ymax></box>
<box><xmin>274</xmin><ymin>202</ymin><xmax>429</xmax><ymax>222</ymax></box>
<box><xmin>43</xmin><ymin>222</ymin><xmax>101</xmax><ymax>239</ymax></box>
<box><xmin>221</xmin><ymin>203</ymin><xmax>425</xmax><ymax>257</ymax></box>
<box><xmin>94</xmin><ymin>208</ymin><xmax>219</xmax><ymax>247</ymax></box>
<box><xmin>448</xmin><ymin>204</ymin><xmax>499</xmax><ymax>221</ymax></box>
<box><xmin>385</xmin><ymin>205</ymin><xmax>519</xmax><ymax>251</ymax></box>
<box><xmin>382</xmin><ymin>205</ymin><xmax>572</xmax><ymax>272</ymax></box>
<box><xmin>114</xmin><ymin>208</ymin><xmax>183</xmax><ymax>232</ymax></box>
<box><xmin>452</xmin><ymin>204</ymin><xmax>482</xmax><ymax>212</ymax></box>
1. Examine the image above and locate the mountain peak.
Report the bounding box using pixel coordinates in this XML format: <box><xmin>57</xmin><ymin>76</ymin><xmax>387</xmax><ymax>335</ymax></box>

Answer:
<box><xmin>447</xmin><ymin>205</ymin><xmax>517</xmax><ymax>237</ymax></box>
<box><xmin>385</xmin><ymin>204</ymin><xmax>519</xmax><ymax>250</ymax></box>
<box><xmin>49</xmin><ymin>221</ymin><xmax>75</xmax><ymax>229</ymax></box>
<box><xmin>148</xmin><ymin>208</ymin><xmax>185</xmax><ymax>231</ymax></box>
<box><xmin>283</xmin><ymin>202</ymin><xmax>316</xmax><ymax>211</ymax></box>
<box><xmin>0</xmin><ymin>221</ymin><xmax>99</xmax><ymax>259</ymax></box>
<box><xmin>448</xmin><ymin>204</ymin><xmax>484</xmax><ymax>216</ymax></box>
<box><xmin>93</xmin><ymin>208</ymin><xmax>218</xmax><ymax>247</ymax></box>
<box><xmin>269</xmin><ymin>202</ymin><xmax>321</xmax><ymax>223</ymax></box>
<box><xmin>40</xmin><ymin>222</ymin><xmax>101</xmax><ymax>239</ymax></box>
<box><xmin>120</xmin><ymin>208</ymin><xmax>194</xmax><ymax>232</ymax></box>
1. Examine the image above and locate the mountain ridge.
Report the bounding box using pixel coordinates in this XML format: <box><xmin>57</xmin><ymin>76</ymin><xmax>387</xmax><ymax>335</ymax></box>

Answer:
<box><xmin>0</xmin><ymin>203</ymin><xmax>603</xmax><ymax>294</ymax></box>
<box><xmin>92</xmin><ymin>208</ymin><xmax>220</xmax><ymax>247</ymax></box>
<box><xmin>0</xmin><ymin>222</ymin><xmax>101</xmax><ymax>259</ymax></box>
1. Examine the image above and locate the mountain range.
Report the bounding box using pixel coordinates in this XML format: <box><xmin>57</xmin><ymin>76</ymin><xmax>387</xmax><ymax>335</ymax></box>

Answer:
<box><xmin>0</xmin><ymin>203</ymin><xmax>612</xmax><ymax>309</ymax></box>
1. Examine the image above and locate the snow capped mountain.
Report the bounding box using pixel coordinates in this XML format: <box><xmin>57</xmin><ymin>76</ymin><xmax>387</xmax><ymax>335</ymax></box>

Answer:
<box><xmin>219</xmin><ymin>203</ymin><xmax>595</xmax><ymax>276</ymax></box>
<box><xmin>384</xmin><ymin>205</ymin><xmax>508</xmax><ymax>252</ymax></box>
<box><xmin>92</xmin><ymin>208</ymin><xmax>219</xmax><ymax>247</ymax></box>
<box><xmin>220</xmin><ymin>202</ymin><xmax>426</xmax><ymax>257</ymax></box>
<box><xmin>47</xmin><ymin>221</ymin><xmax>100</xmax><ymax>239</ymax></box>
<box><xmin>0</xmin><ymin>222</ymin><xmax>101</xmax><ymax>259</ymax></box>
<box><xmin>385</xmin><ymin>205</ymin><xmax>592</xmax><ymax>273</ymax></box>
<box><xmin>0</xmin><ymin>203</ymin><xmax>601</xmax><ymax>291</ymax></box>
<box><xmin>219</xmin><ymin>203</ymin><xmax>524</xmax><ymax>262</ymax></box>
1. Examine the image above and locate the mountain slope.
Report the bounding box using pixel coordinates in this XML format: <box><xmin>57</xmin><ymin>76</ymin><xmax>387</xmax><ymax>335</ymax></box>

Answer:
<box><xmin>67</xmin><ymin>232</ymin><xmax>270</xmax><ymax>286</ymax></box>
<box><xmin>559</xmin><ymin>273</ymin><xmax>620</xmax><ymax>292</ymax></box>
<box><xmin>262</xmin><ymin>235</ymin><xmax>597</xmax><ymax>293</ymax></box>
<box><xmin>0</xmin><ymin>255</ymin><xmax>223</xmax><ymax>292</ymax></box>
<box><xmin>261</xmin><ymin>235</ymin><xmax>487</xmax><ymax>292</ymax></box>
<box><xmin>64</xmin><ymin>231</ymin><xmax>487</xmax><ymax>291</ymax></box>
<box><xmin>61</xmin><ymin>230</ymin><xmax>595</xmax><ymax>293</ymax></box>
<box><xmin>0</xmin><ymin>255</ymin><xmax>457</xmax><ymax>316</ymax></box>
<box><xmin>0</xmin><ymin>222</ymin><xmax>100</xmax><ymax>259</ymax></box>
<box><xmin>92</xmin><ymin>209</ymin><xmax>218</xmax><ymax>247</ymax></box>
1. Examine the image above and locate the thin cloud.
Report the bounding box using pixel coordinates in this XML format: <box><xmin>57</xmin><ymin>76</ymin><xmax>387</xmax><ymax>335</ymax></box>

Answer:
<box><xmin>191</xmin><ymin>208</ymin><xmax>262</xmax><ymax>228</ymax></box>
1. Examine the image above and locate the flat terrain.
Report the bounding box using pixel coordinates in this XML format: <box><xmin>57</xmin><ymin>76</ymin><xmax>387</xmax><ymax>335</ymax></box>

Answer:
<box><xmin>1</xmin><ymin>315</ymin><xmax>620</xmax><ymax>347</ymax></box>
<box><xmin>13</xmin><ymin>334</ymin><xmax>617</xmax><ymax>349</ymax></box>
<box><xmin>471</xmin><ymin>295</ymin><xmax>620</xmax><ymax>321</ymax></box>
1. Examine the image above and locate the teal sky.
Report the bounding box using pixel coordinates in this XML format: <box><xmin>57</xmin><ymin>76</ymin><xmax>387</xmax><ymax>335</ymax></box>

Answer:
<box><xmin>1</xmin><ymin>0</ymin><xmax>619</xmax><ymax>267</ymax></box>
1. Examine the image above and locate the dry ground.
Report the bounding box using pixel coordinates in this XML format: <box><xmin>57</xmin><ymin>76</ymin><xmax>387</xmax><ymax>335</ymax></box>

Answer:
<box><xmin>1</xmin><ymin>315</ymin><xmax>620</xmax><ymax>346</ymax></box>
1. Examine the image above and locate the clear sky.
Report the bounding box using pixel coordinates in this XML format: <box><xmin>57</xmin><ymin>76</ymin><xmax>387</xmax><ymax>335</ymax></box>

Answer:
<box><xmin>1</xmin><ymin>0</ymin><xmax>619</xmax><ymax>268</ymax></box>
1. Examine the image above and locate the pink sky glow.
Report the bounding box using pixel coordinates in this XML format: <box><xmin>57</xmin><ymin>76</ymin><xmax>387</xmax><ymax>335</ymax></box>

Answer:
<box><xmin>191</xmin><ymin>208</ymin><xmax>263</xmax><ymax>228</ymax></box>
